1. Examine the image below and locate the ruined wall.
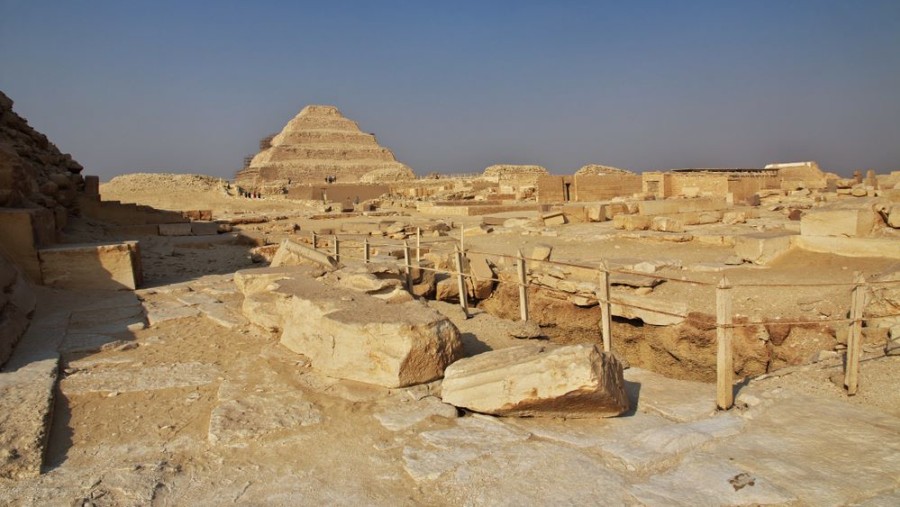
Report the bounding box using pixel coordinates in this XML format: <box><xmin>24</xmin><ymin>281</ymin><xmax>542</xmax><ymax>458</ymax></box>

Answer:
<box><xmin>537</xmin><ymin>175</ymin><xmax>569</xmax><ymax>203</ymax></box>
<box><xmin>642</xmin><ymin>172</ymin><xmax>672</xmax><ymax>198</ymax></box>
<box><xmin>0</xmin><ymin>252</ymin><xmax>35</xmax><ymax>367</ymax></box>
<box><xmin>1</xmin><ymin>91</ymin><xmax>84</xmax><ymax>228</ymax></box>
<box><xmin>667</xmin><ymin>174</ymin><xmax>730</xmax><ymax>197</ymax></box>
<box><xmin>728</xmin><ymin>176</ymin><xmax>779</xmax><ymax>203</ymax></box>
<box><xmin>573</xmin><ymin>174</ymin><xmax>642</xmax><ymax>201</ymax></box>
<box><xmin>483</xmin><ymin>165</ymin><xmax>549</xmax><ymax>190</ymax></box>
<box><xmin>287</xmin><ymin>183</ymin><xmax>390</xmax><ymax>203</ymax></box>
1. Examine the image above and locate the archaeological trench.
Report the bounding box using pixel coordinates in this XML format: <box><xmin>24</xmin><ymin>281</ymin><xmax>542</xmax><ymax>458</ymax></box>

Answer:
<box><xmin>1</xmin><ymin>94</ymin><xmax>899</xmax><ymax>504</ymax></box>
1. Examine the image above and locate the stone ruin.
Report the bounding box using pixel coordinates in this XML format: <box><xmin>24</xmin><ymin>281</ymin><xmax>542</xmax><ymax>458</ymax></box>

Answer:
<box><xmin>0</xmin><ymin>91</ymin><xmax>84</xmax><ymax>228</ymax></box>
<box><xmin>2</xmin><ymin>91</ymin><xmax>900</xmax><ymax>503</ymax></box>
<box><xmin>234</xmin><ymin>105</ymin><xmax>415</xmax><ymax>194</ymax></box>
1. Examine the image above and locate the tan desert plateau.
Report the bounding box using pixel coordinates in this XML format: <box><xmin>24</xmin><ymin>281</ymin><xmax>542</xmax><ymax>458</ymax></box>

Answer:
<box><xmin>1</xmin><ymin>95</ymin><xmax>899</xmax><ymax>505</ymax></box>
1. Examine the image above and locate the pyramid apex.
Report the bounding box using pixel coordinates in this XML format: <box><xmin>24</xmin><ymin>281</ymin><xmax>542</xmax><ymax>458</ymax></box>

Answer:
<box><xmin>298</xmin><ymin>105</ymin><xmax>343</xmax><ymax>118</ymax></box>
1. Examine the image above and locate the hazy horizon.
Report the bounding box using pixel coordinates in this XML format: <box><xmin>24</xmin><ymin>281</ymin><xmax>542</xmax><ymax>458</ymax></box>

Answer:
<box><xmin>2</xmin><ymin>1</ymin><xmax>899</xmax><ymax>180</ymax></box>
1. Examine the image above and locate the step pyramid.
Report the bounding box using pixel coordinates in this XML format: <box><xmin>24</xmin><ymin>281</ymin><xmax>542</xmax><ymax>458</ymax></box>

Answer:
<box><xmin>235</xmin><ymin>105</ymin><xmax>415</xmax><ymax>192</ymax></box>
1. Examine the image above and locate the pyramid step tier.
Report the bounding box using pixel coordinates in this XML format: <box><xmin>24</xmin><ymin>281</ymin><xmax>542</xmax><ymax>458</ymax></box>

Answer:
<box><xmin>252</xmin><ymin>145</ymin><xmax>397</xmax><ymax>165</ymax></box>
<box><xmin>272</xmin><ymin>130</ymin><xmax>379</xmax><ymax>146</ymax></box>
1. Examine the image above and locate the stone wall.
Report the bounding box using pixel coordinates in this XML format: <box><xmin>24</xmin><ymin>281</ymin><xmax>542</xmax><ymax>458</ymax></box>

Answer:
<box><xmin>0</xmin><ymin>91</ymin><xmax>84</xmax><ymax>227</ymax></box>
<box><xmin>536</xmin><ymin>175</ymin><xmax>570</xmax><ymax>203</ymax></box>
<box><xmin>574</xmin><ymin>174</ymin><xmax>642</xmax><ymax>201</ymax></box>
<box><xmin>287</xmin><ymin>183</ymin><xmax>390</xmax><ymax>204</ymax></box>
<box><xmin>0</xmin><ymin>252</ymin><xmax>35</xmax><ymax>367</ymax></box>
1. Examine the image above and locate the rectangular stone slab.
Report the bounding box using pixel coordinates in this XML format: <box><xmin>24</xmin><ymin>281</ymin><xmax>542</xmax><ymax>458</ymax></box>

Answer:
<box><xmin>441</xmin><ymin>343</ymin><xmax>629</xmax><ymax>418</ymax></box>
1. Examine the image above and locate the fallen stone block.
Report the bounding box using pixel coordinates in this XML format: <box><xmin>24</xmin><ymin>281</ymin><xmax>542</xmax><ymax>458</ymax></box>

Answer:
<box><xmin>651</xmin><ymin>216</ymin><xmax>684</xmax><ymax>233</ymax></box>
<box><xmin>38</xmin><ymin>241</ymin><xmax>142</xmax><ymax>290</ymax></box>
<box><xmin>267</xmin><ymin>274</ymin><xmax>465</xmax><ymax>387</ymax></box>
<box><xmin>190</xmin><ymin>221</ymin><xmax>220</xmax><ymax>236</ymax></box>
<box><xmin>734</xmin><ymin>232</ymin><xmax>795</xmax><ymax>265</ymax></box>
<box><xmin>158</xmin><ymin>223</ymin><xmax>193</xmax><ymax>236</ymax></box>
<box><xmin>467</xmin><ymin>253</ymin><xmax>495</xmax><ymax>299</ymax></box>
<box><xmin>605</xmin><ymin>202</ymin><xmax>629</xmax><ymax>219</ymax></box>
<box><xmin>586</xmin><ymin>204</ymin><xmax>607</xmax><ymax>222</ymax></box>
<box><xmin>441</xmin><ymin>343</ymin><xmax>629</xmax><ymax>418</ymax></box>
<box><xmin>542</xmin><ymin>212</ymin><xmax>567</xmax><ymax>226</ymax></box>
<box><xmin>801</xmin><ymin>208</ymin><xmax>876</xmax><ymax>237</ymax></box>
<box><xmin>270</xmin><ymin>238</ymin><xmax>338</xmax><ymax>269</ymax></box>
<box><xmin>613</xmin><ymin>215</ymin><xmax>651</xmax><ymax>231</ymax></box>
<box><xmin>529</xmin><ymin>244</ymin><xmax>552</xmax><ymax>261</ymax></box>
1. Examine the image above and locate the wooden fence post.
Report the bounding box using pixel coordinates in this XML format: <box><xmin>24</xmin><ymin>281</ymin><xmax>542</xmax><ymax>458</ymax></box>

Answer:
<box><xmin>454</xmin><ymin>245</ymin><xmax>469</xmax><ymax>318</ymax></box>
<box><xmin>363</xmin><ymin>237</ymin><xmax>370</xmax><ymax>264</ymax></box>
<box><xmin>416</xmin><ymin>227</ymin><xmax>421</xmax><ymax>264</ymax></box>
<box><xmin>403</xmin><ymin>240</ymin><xmax>412</xmax><ymax>291</ymax></box>
<box><xmin>844</xmin><ymin>272</ymin><xmax>866</xmax><ymax>395</ymax></box>
<box><xmin>716</xmin><ymin>276</ymin><xmax>734</xmax><ymax>410</ymax></box>
<box><xmin>517</xmin><ymin>250</ymin><xmax>528</xmax><ymax>322</ymax></box>
<box><xmin>333</xmin><ymin>235</ymin><xmax>340</xmax><ymax>263</ymax></box>
<box><xmin>598</xmin><ymin>261</ymin><xmax>612</xmax><ymax>353</ymax></box>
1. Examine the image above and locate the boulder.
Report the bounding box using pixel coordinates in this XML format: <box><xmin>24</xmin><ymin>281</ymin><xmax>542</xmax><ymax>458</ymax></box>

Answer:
<box><xmin>441</xmin><ymin>344</ymin><xmax>629</xmax><ymax>418</ymax></box>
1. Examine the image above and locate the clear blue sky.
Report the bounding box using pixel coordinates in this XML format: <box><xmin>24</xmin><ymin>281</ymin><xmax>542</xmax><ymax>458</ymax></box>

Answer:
<box><xmin>2</xmin><ymin>1</ymin><xmax>899</xmax><ymax>180</ymax></box>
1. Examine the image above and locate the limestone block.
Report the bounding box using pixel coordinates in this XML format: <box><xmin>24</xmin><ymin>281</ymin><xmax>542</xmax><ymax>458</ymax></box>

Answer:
<box><xmin>276</xmin><ymin>276</ymin><xmax>465</xmax><ymax>387</ymax></box>
<box><xmin>270</xmin><ymin>238</ymin><xmax>338</xmax><ymax>269</ymax></box>
<box><xmin>651</xmin><ymin>216</ymin><xmax>684</xmax><ymax>233</ymax></box>
<box><xmin>791</xmin><ymin>236</ymin><xmax>900</xmax><ymax>259</ymax></box>
<box><xmin>190</xmin><ymin>221</ymin><xmax>220</xmax><ymax>236</ymax></box>
<box><xmin>722</xmin><ymin>211</ymin><xmax>747</xmax><ymax>225</ymax></box>
<box><xmin>435</xmin><ymin>277</ymin><xmax>459</xmax><ymax>301</ymax></box>
<box><xmin>561</xmin><ymin>204</ymin><xmax>586</xmax><ymax>223</ymax></box>
<box><xmin>586</xmin><ymin>204</ymin><xmax>607</xmax><ymax>222</ymax></box>
<box><xmin>801</xmin><ymin>209</ymin><xmax>876</xmax><ymax>237</ymax></box>
<box><xmin>441</xmin><ymin>343</ymin><xmax>629</xmax><ymax>418</ymax></box>
<box><xmin>889</xmin><ymin>206</ymin><xmax>900</xmax><ymax>229</ymax></box>
<box><xmin>529</xmin><ymin>244</ymin><xmax>552</xmax><ymax>261</ymax></box>
<box><xmin>158</xmin><ymin>223</ymin><xmax>193</xmax><ymax>236</ymax></box>
<box><xmin>542</xmin><ymin>212</ymin><xmax>567</xmax><ymax>226</ymax></box>
<box><xmin>605</xmin><ymin>203</ymin><xmax>629</xmax><ymax>219</ymax></box>
<box><xmin>734</xmin><ymin>232</ymin><xmax>794</xmax><ymax>265</ymax></box>
<box><xmin>613</xmin><ymin>214</ymin><xmax>651</xmax><ymax>231</ymax></box>
<box><xmin>38</xmin><ymin>241</ymin><xmax>141</xmax><ymax>290</ymax></box>
<box><xmin>467</xmin><ymin>253</ymin><xmax>495</xmax><ymax>299</ymax></box>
